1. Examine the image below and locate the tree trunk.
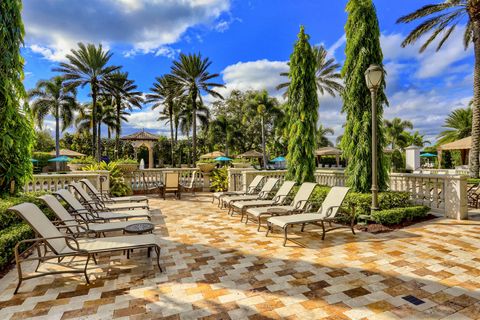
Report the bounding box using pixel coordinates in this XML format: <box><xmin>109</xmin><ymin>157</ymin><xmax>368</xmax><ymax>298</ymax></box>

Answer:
<box><xmin>261</xmin><ymin>116</ymin><xmax>267</xmax><ymax>169</ymax></box>
<box><xmin>191</xmin><ymin>93</ymin><xmax>197</xmax><ymax>168</ymax></box>
<box><xmin>115</xmin><ymin>97</ymin><xmax>121</xmax><ymax>160</ymax></box>
<box><xmin>91</xmin><ymin>84</ymin><xmax>99</xmax><ymax>161</ymax></box>
<box><xmin>169</xmin><ymin>110</ymin><xmax>175</xmax><ymax>167</ymax></box>
<box><xmin>174</xmin><ymin>119</ymin><xmax>179</xmax><ymax>167</ymax></box>
<box><xmin>470</xmin><ymin>14</ymin><xmax>480</xmax><ymax>177</ymax></box>
<box><xmin>98</xmin><ymin>121</ymin><xmax>102</xmax><ymax>161</ymax></box>
<box><xmin>55</xmin><ymin>104</ymin><xmax>60</xmax><ymax>172</ymax></box>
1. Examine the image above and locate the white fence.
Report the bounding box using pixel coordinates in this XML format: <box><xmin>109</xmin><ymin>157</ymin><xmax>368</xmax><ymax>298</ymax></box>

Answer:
<box><xmin>24</xmin><ymin>170</ymin><xmax>109</xmax><ymax>193</ymax></box>
<box><xmin>228</xmin><ymin>168</ymin><xmax>467</xmax><ymax>219</ymax></box>
<box><xmin>125</xmin><ymin>168</ymin><xmax>207</xmax><ymax>192</ymax></box>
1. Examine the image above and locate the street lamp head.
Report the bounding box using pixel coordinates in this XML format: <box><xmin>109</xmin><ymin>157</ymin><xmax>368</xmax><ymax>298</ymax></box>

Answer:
<box><xmin>365</xmin><ymin>64</ymin><xmax>384</xmax><ymax>90</ymax></box>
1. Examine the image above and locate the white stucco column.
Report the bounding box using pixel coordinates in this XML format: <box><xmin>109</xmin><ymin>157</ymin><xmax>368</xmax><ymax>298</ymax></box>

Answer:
<box><xmin>405</xmin><ymin>145</ymin><xmax>421</xmax><ymax>171</ymax></box>
<box><xmin>148</xmin><ymin>147</ymin><xmax>154</xmax><ymax>169</ymax></box>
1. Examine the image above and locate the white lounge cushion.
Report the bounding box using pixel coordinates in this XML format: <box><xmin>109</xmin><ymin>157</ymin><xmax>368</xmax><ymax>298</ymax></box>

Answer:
<box><xmin>223</xmin><ymin>194</ymin><xmax>258</xmax><ymax>203</ymax></box>
<box><xmin>268</xmin><ymin>213</ymin><xmax>325</xmax><ymax>229</ymax></box>
<box><xmin>66</xmin><ymin>234</ymin><xmax>159</xmax><ymax>253</ymax></box>
<box><xmin>103</xmin><ymin>202</ymin><xmax>148</xmax><ymax>211</ymax></box>
<box><xmin>232</xmin><ymin>200</ymin><xmax>275</xmax><ymax>210</ymax></box>
<box><xmin>247</xmin><ymin>205</ymin><xmax>296</xmax><ymax>217</ymax></box>
<box><xmin>88</xmin><ymin>220</ymin><xmax>152</xmax><ymax>232</ymax></box>
<box><xmin>96</xmin><ymin>210</ymin><xmax>150</xmax><ymax>220</ymax></box>
<box><xmin>213</xmin><ymin>191</ymin><xmax>244</xmax><ymax>199</ymax></box>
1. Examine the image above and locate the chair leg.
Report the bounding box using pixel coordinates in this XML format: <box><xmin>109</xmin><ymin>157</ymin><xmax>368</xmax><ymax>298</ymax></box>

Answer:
<box><xmin>84</xmin><ymin>254</ymin><xmax>91</xmax><ymax>284</ymax></box>
<box><xmin>321</xmin><ymin>221</ymin><xmax>326</xmax><ymax>240</ymax></box>
<box><xmin>301</xmin><ymin>223</ymin><xmax>306</xmax><ymax>232</ymax></box>
<box><xmin>257</xmin><ymin>216</ymin><xmax>262</xmax><ymax>231</ymax></box>
<box><xmin>155</xmin><ymin>246</ymin><xmax>162</xmax><ymax>272</ymax></box>
<box><xmin>265</xmin><ymin>222</ymin><xmax>271</xmax><ymax>237</ymax></box>
<box><xmin>283</xmin><ymin>226</ymin><xmax>289</xmax><ymax>246</ymax></box>
<box><xmin>92</xmin><ymin>254</ymin><xmax>98</xmax><ymax>265</ymax></box>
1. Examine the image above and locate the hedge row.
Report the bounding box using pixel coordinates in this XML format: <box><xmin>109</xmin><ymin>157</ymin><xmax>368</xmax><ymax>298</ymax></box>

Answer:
<box><xmin>371</xmin><ymin>206</ymin><xmax>430</xmax><ymax>225</ymax></box>
<box><xmin>0</xmin><ymin>223</ymin><xmax>34</xmax><ymax>271</ymax></box>
<box><xmin>0</xmin><ymin>191</ymin><xmax>53</xmax><ymax>230</ymax></box>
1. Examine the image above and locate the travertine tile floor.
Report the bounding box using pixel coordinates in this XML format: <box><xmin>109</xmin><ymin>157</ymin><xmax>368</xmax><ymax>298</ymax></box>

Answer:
<box><xmin>1</xmin><ymin>193</ymin><xmax>480</xmax><ymax>319</ymax></box>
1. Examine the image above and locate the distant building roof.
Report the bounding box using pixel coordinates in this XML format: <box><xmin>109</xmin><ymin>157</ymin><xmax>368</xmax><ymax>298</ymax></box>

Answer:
<box><xmin>200</xmin><ymin>151</ymin><xmax>225</xmax><ymax>159</ymax></box>
<box><xmin>315</xmin><ymin>147</ymin><xmax>342</xmax><ymax>156</ymax></box>
<box><xmin>438</xmin><ymin>136</ymin><xmax>471</xmax><ymax>151</ymax></box>
<box><xmin>238</xmin><ymin>150</ymin><xmax>263</xmax><ymax>158</ymax></box>
<box><xmin>121</xmin><ymin>130</ymin><xmax>159</xmax><ymax>141</ymax></box>
<box><xmin>48</xmin><ymin>149</ymin><xmax>85</xmax><ymax>157</ymax></box>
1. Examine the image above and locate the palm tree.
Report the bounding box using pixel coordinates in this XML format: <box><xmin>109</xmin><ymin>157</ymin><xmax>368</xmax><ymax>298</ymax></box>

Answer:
<box><xmin>384</xmin><ymin>118</ymin><xmax>414</xmax><ymax>150</ymax></box>
<box><xmin>76</xmin><ymin>99</ymin><xmax>124</xmax><ymax>147</ymax></box>
<box><xmin>316</xmin><ymin>125</ymin><xmax>335</xmax><ymax>148</ymax></box>
<box><xmin>170</xmin><ymin>53</ymin><xmax>224</xmax><ymax>166</ymax></box>
<box><xmin>244</xmin><ymin>90</ymin><xmax>281</xmax><ymax>168</ymax></box>
<box><xmin>28</xmin><ymin>76</ymin><xmax>77</xmax><ymax>170</ymax></box>
<box><xmin>437</xmin><ymin>107</ymin><xmax>472</xmax><ymax>144</ymax></box>
<box><xmin>54</xmin><ymin>43</ymin><xmax>119</xmax><ymax>161</ymax></box>
<box><xmin>277</xmin><ymin>45</ymin><xmax>343</xmax><ymax>98</ymax></box>
<box><xmin>407</xmin><ymin>131</ymin><xmax>431</xmax><ymax>147</ymax></box>
<box><xmin>209</xmin><ymin>115</ymin><xmax>234</xmax><ymax>156</ymax></box>
<box><xmin>146</xmin><ymin>75</ymin><xmax>179</xmax><ymax>166</ymax></box>
<box><xmin>397</xmin><ymin>0</ymin><xmax>480</xmax><ymax>177</ymax></box>
<box><xmin>105</xmin><ymin>71</ymin><xmax>143</xmax><ymax>159</ymax></box>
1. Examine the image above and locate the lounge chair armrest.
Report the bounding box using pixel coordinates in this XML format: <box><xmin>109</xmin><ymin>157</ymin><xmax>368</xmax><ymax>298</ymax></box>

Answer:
<box><xmin>324</xmin><ymin>205</ymin><xmax>342</xmax><ymax>218</ymax></box>
<box><xmin>305</xmin><ymin>200</ymin><xmax>323</xmax><ymax>212</ymax></box>
<box><xmin>294</xmin><ymin>200</ymin><xmax>309</xmax><ymax>211</ymax></box>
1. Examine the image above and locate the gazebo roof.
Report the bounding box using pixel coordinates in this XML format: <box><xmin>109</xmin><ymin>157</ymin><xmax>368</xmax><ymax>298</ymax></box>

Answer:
<box><xmin>121</xmin><ymin>130</ymin><xmax>159</xmax><ymax>141</ymax></box>
<box><xmin>200</xmin><ymin>151</ymin><xmax>225</xmax><ymax>159</ymax></box>
<box><xmin>48</xmin><ymin>149</ymin><xmax>85</xmax><ymax>157</ymax></box>
<box><xmin>438</xmin><ymin>136</ymin><xmax>471</xmax><ymax>151</ymax></box>
<box><xmin>238</xmin><ymin>150</ymin><xmax>263</xmax><ymax>158</ymax></box>
<box><xmin>315</xmin><ymin>147</ymin><xmax>342</xmax><ymax>156</ymax></box>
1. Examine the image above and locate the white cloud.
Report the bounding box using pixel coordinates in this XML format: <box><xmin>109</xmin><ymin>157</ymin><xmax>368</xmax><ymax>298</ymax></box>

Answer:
<box><xmin>126</xmin><ymin>107</ymin><xmax>170</xmax><ymax>135</ymax></box>
<box><xmin>23</xmin><ymin>0</ymin><xmax>230</xmax><ymax>61</ymax></box>
<box><xmin>381</xmin><ymin>27</ymin><xmax>473</xmax><ymax>79</ymax></box>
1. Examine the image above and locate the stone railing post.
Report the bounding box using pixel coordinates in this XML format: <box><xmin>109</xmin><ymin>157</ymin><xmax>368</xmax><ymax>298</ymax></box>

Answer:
<box><xmin>444</xmin><ymin>175</ymin><xmax>468</xmax><ymax>220</ymax></box>
<box><xmin>202</xmin><ymin>173</ymin><xmax>211</xmax><ymax>192</ymax></box>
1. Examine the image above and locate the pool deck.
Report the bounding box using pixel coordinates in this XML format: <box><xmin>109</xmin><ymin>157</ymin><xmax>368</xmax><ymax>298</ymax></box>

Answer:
<box><xmin>1</xmin><ymin>193</ymin><xmax>480</xmax><ymax>319</ymax></box>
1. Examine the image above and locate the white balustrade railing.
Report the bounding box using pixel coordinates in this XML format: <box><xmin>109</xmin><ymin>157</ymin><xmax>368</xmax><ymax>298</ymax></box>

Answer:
<box><xmin>125</xmin><ymin>168</ymin><xmax>207</xmax><ymax>192</ymax></box>
<box><xmin>227</xmin><ymin>168</ymin><xmax>468</xmax><ymax>219</ymax></box>
<box><xmin>24</xmin><ymin>171</ymin><xmax>108</xmax><ymax>193</ymax></box>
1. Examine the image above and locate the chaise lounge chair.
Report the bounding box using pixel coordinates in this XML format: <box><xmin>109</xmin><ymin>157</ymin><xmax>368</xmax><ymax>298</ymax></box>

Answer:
<box><xmin>69</xmin><ymin>182</ymin><xmax>149</xmax><ymax>211</ymax></box>
<box><xmin>80</xmin><ymin>178</ymin><xmax>148</xmax><ymax>204</ymax></box>
<box><xmin>224</xmin><ymin>178</ymin><xmax>280</xmax><ymax>214</ymax></box>
<box><xmin>55</xmin><ymin>189</ymin><xmax>151</xmax><ymax>221</ymax></box>
<box><xmin>8</xmin><ymin>203</ymin><xmax>162</xmax><ymax>294</ymax></box>
<box><xmin>212</xmin><ymin>175</ymin><xmax>265</xmax><ymax>207</ymax></box>
<box><xmin>266</xmin><ymin>187</ymin><xmax>353</xmax><ymax>246</ymax></box>
<box><xmin>160</xmin><ymin>172</ymin><xmax>181</xmax><ymax>199</ymax></box>
<box><xmin>244</xmin><ymin>182</ymin><xmax>317</xmax><ymax>231</ymax></box>
<box><xmin>40</xmin><ymin>195</ymin><xmax>151</xmax><ymax>236</ymax></box>
<box><xmin>230</xmin><ymin>180</ymin><xmax>296</xmax><ymax>220</ymax></box>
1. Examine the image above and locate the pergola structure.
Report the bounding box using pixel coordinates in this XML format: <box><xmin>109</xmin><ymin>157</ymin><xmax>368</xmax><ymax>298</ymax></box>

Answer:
<box><xmin>315</xmin><ymin>147</ymin><xmax>342</xmax><ymax>167</ymax></box>
<box><xmin>48</xmin><ymin>149</ymin><xmax>85</xmax><ymax>157</ymax></box>
<box><xmin>437</xmin><ymin>136</ymin><xmax>471</xmax><ymax>167</ymax></box>
<box><xmin>200</xmin><ymin>151</ymin><xmax>225</xmax><ymax>159</ymax></box>
<box><xmin>121</xmin><ymin>130</ymin><xmax>159</xmax><ymax>169</ymax></box>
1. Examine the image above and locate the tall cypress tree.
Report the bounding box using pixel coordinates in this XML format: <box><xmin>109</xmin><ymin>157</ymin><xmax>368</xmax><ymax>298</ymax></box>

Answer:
<box><xmin>285</xmin><ymin>26</ymin><xmax>318</xmax><ymax>183</ymax></box>
<box><xmin>341</xmin><ymin>0</ymin><xmax>388</xmax><ymax>193</ymax></box>
<box><xmin>0</xmin><ymin>0</ymin><xmax>35</xmax><ymax>194</ymax></box>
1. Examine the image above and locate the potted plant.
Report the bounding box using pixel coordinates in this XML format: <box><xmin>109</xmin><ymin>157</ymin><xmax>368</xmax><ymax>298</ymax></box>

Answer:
<box><xmin>232</xmin><ymin>158</ymin><xmax>251</xmax><ymax>168</ymax></box>
<box><xmin>196</xmin><ymin>159</ymin><xmax>217</xmax><ymax>173</ymax></box>
<box><xmin>68</xmin><ymin>156</ymin><xmax>96</xmax><ymax>171</ymax></box>
<box><xmin>116</xmin><ymin>158</ymin><xmax>139</xmax><ymax>173</ymax></box>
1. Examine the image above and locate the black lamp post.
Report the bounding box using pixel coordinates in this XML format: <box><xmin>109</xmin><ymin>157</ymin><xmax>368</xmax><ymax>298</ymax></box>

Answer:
<box><xmin>365</xmin><ymin>64</ymin><xmax>384</xmax><ymax>211</ymax></box>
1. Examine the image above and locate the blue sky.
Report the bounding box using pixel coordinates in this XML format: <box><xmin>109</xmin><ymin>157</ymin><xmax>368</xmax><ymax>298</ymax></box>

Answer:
<box><xmin>22</xmin><ymin>0</ymin><xmax>473</xmax><ymax>144</ymax></box>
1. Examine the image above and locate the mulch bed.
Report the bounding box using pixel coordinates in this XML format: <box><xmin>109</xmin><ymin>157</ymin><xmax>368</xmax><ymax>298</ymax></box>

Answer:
<box><xmin>355</xmin><ymin>214</ymin><xmax>438</xmax><ymax>234</ymax></box>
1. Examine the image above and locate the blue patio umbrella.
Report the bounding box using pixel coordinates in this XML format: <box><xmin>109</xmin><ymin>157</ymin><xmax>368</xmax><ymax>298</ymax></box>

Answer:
<box><xmin>271</xmin><ymin>156</ymin><xmax>286</xmax><ymax>162</ymax></box>
<box><xmin>420</xmin><ymin>153</ymin><xmax>436</xmax><ymax>157</ymax></box>
<box><xmin>48</xmin><ymin>155</ymin><xmax>72</xmax><ymax>162</ymax></box>
<box><xmin>30</xmin><ymin>158</ymin><xmax>39</xmax><ymax>163</ymax></box>
<box><xmin>214</xmin><ymin>156</ymin><xmax>232</xmax><ymax>161</ymax></box>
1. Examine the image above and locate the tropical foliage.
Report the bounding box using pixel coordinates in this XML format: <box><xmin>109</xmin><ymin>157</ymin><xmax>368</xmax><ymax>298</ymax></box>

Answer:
<box><xmin>0</xmin><ymin>0</ymin><xmax>35</xmax><ymax>195</ymax></box>
<box><xmin>341</xmin><ymin>0</ymin><xmax>389</xmax><ymax>193</ymax></box>
<box><xmin>28</xmin><ymin>76</ymin><xmax>78</xmax><ymax>161</ymax></box>
<box><xmin>285</xmin><ymin>26</ymin><xmax>318</xmax><ymax>183</ymax></box>
<box><xmin>396</xmin><ymin>0</ymin><xmax>480</xmax><ymax>177</ymax></box>
<box><xmin>54</xmin><ymin>43</ymin><xmax>119</xmax><ymax>161</ymax></box>
<box><xmin>437</xmin><ymin>107</ymin><xmax>472</xmax><ymax>144</ymax></box>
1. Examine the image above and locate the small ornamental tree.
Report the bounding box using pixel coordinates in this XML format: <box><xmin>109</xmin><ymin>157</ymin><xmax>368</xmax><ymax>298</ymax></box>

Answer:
<box><xmin>285</xmin><ymin>26</ymin><xmax>318</xmax><ymax>183</ymax></box>
<box><xmin>0</xmin><ymin>0</ymin><xmax>35</xmax><ymax>195</ymax></box>
<box><xmin>341</xmin><ymin>0</ymin><xmax>389</xmax><ymax>193</ymax></box>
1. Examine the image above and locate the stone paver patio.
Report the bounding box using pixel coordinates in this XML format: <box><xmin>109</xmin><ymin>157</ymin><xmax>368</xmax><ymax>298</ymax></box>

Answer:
<box><xmin>1</xmin><ymin>193</ymin><xmax>480</xmax><ymax>319</ymax></box>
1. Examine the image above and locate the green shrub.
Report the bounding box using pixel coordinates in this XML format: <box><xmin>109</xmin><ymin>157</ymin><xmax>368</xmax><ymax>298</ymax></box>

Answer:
<box><xmin>197</xmin><ymin>159</ymin><xmax>217</xmax><ymax>164</ymax></box>
<box><xmin>371</xmin><ymin>206</ymin><xmax>430</xmax><ymax>225</ymax></box>
<box><xmin>70</xmin><ymin>156</ymin><xmax>96</xmax><ymax>164</ymax></box>
<box><xmin>32</xmin><ymin>151</ymin><xmax>52</xmax><ymax>169</ymax></box>
<box><xmin>210</xmin><ymin>168</ymin><xmax>228</xmax><ymax>191</ymax></box>
<box><xmin>0</xmin><ymin>191</ymin><xmax>53</xmax><ymax>230</ymax></box>
<box><xmin>83</xmin><ymin>161</ymin><xmax>132</xmax><ymax>196</ymax></box>
<box><xmin>343</xmin><ymin>191</ymin><xmax>411</xmax><ymax>216</ymax></box>
<box><xmin>0</xmin><ymin>223</ymin><xmax>34</xmax><ymax>271</ymax></box>
<box><xmin>467</xmin><ymin>178</ymin><xmax>480</xmax><ymax>184</ymax></box>
<box><xmin>116</xmin><ymin>158</ymin><xmax>138</xmax><ymax>164</ymax></box>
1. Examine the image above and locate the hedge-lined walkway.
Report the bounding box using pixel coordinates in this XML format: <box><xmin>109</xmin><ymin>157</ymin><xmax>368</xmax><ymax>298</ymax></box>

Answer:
<box><xmin>0</xmin><ymin>193</ymin><xmax>480</xmax><ymax>319</ymax></box>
